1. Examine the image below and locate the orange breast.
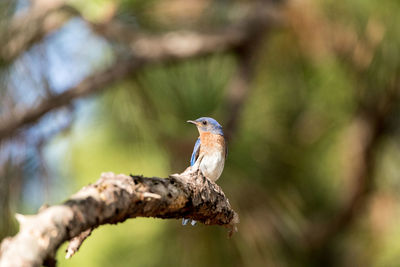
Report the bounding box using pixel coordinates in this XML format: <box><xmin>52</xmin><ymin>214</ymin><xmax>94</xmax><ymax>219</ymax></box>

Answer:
<box><xmin>199</xmin><ymin>132</ymin><xmax>225</xmax><ymax>156</ymax></box>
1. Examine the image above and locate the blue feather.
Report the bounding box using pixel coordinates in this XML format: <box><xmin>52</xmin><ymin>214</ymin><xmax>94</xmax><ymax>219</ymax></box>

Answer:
<box><xmin>190</xmin><ymin>138</ymin><xmax>201</xmax><ymax>166</ymax></box>
<box><xmin>183</xmin><ymin>138</ymin><xmax>201</xmax><ymax>227</ymax></box>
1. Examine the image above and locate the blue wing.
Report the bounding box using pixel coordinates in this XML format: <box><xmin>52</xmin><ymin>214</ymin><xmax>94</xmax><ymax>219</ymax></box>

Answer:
<box><xmin>184</xmin><ymin>137</ymin><xmax>223</xmax><ymax>227</ymax></box>
<box><xmin>190</xmin><ymin>138</ymin><xmax>201</xmax><ymax>166</ymax></box>
<box><xmin>183</xmin><ymin>138</ymin><xmax>201</xmax><ymax>226</ymax></box>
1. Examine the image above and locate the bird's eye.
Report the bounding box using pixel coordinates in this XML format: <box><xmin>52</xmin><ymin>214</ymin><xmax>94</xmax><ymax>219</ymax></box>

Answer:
<box><xmin>202</xmin><ymin>121</ymin><xmax>207</xmax><ymax>125</ymax></box>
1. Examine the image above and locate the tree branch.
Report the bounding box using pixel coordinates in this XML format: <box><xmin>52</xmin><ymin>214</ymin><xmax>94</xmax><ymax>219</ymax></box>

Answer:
<box><xmin>223</xmin><ymin>23</ymin><xmax>267</xmax><ymax>142</ymax></box>
<box><xmin>306</xmin><ymin>79</ymin><xmax>400</xmax><ymax>255</ymax></box>
<box><xmin>0</xmin><ymin>0</ymin><xmax>72</xmax><ymax>63</ymax></box>
<box><xmin>0</xmin><ymin>171</ymin><xmax>238</xmax><ymax>267</ymax></box>
<box><xmin>0</xmin><ymin>56</ymin><xmax>139</xmax><ymax>141</ymax></box>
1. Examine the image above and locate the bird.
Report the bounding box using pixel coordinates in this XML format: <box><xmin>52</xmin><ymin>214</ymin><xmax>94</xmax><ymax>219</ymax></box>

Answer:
<box><xmin>182</xmin><ymin>117</ymin><xmax>227</xmax><ymax>226</ymax></box>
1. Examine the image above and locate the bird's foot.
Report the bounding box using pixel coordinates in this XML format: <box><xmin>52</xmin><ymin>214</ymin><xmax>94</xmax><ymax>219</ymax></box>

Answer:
<box><xmin>182</xmin><ymin>218</ymin><xmax>197</xmax><ymax>226</ymax></box>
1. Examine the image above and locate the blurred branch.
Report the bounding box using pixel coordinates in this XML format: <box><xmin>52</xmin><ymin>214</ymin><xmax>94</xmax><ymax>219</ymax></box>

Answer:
<box><xmin>91</xmin><ymin>5</ymin><xmax>279</xmax><ymax>60</ymax></box>
<box><xmin>0</xmin><ymin>171</ymin><xmax>238</xmax><ymax>266</ymax></box>
<box><xmin>307</xmin><ymin>79</ymin><xmax>400</xmax><ymax>254</ymax></box>
<box><xmin>0</xmin><ymin>0</ymin><xmax>72</xmax><ymax>63</ymax></box>
<box><xmin>285</xmin><ymin>0</ymin><xmax>385</xmax><ymax>70</ymax></box>
<box><xmin>0</xmin><ymin>56</ymin><xmax>136</xmax><ymax>141</ymax></box>
<box><xmin>0</xmin><ymin>7</ymin><xmax>281</xmax><ymax>141</ymax></box>
<box><xmin>223</xmin><ymin>28</ymin><xmax>266</xmax><ymax>142</ymax></box>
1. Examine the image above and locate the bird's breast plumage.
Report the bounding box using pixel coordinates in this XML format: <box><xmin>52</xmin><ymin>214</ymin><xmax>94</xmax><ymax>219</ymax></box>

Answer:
<box><xmin>198</xmin><ymin>132</ymin><xmax>226</xmax><ymax>181</ymax></box>
<box><xmin>199</xmin><ymin>132</ymin><xmax>226</xmax><ymax>155</ymax></box>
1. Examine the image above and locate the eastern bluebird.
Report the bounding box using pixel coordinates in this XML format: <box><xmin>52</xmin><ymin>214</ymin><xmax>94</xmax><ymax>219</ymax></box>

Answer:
<box><xmin>182</xmin><ymin>117</ymin><xmax>227</xmax><ymax>226</ymax></box>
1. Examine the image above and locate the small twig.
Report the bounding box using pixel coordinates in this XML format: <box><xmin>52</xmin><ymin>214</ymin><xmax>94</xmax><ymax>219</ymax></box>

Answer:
<box><xmin>65</xmin><ymin>228</ymin><xmax>92</xmax><ymax>259</ymax></box>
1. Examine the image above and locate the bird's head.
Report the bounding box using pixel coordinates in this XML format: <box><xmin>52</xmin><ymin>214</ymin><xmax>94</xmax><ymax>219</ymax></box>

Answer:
<box><xmin>187</xmin><ymin>117</ymin><xmax>224</xmax><ymax>136</ymax></box>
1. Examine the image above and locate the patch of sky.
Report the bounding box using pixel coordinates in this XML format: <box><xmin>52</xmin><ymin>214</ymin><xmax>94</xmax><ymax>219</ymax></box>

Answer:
<box><xmin>9</xmin><ymin>17</ymin><xmax>113</xmax><ymax>106</ymax></box>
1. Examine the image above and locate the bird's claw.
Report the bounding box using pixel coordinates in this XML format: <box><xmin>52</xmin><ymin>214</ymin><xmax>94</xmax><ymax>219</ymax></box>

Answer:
<box><xmin>182</xmin><ymin>218</ymin><xmax>197</xmax><ymax>226</ymax></box>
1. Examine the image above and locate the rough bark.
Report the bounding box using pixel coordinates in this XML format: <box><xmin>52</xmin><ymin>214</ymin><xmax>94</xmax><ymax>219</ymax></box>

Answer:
<box><xmin>0</xmin><ymin>171</ymin><xmax>238</xmax><ymax>267</ymax></box>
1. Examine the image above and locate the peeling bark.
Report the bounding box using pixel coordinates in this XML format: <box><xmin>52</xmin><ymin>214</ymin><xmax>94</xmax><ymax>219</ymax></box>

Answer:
<box><xmin>0</xmin><ymin>171</ymin><xmax>238</xmax><ymax>267</ymax></box>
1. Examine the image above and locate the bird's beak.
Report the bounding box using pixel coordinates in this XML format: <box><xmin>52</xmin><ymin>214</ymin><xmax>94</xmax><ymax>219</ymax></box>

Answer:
<box><xmin>187</xmin><ymin>120</ymin><xmax>198</xmax><ymax>125</ymax></box>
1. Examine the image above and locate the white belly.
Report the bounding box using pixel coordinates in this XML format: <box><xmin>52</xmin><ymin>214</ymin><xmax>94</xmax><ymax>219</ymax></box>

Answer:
<box><xmin>199</xmin><ymin>152</ymin><xmax>225</xmax><ymax>182</ymax></box>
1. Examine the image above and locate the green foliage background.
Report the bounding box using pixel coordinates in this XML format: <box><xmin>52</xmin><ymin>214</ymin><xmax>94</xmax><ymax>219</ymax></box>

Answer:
<box><xmin>2</xmin><ymin>0</ymin><xmax>400</xmax><ymax>266</ymax></box>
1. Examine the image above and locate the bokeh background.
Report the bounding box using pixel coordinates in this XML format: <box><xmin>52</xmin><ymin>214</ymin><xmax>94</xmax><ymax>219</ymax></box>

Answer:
<box><xmin>1</xmin><ymin>0</ymin><xmax>400</xmax><ymax>266</ymax></box>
